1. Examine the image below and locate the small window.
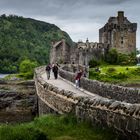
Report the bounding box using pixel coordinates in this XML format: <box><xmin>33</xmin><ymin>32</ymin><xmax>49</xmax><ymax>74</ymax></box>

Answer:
<box><xmin>121</xmin><ymin>41</ymin><xmax>123</xmax><ymax>44</ymax></box>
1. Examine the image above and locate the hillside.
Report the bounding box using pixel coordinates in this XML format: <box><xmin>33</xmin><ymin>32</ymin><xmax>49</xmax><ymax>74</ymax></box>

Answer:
<box><xmin>0</xmin><ymin>14</ymin><xmax>73</xmax><ymax>73</ymax></box>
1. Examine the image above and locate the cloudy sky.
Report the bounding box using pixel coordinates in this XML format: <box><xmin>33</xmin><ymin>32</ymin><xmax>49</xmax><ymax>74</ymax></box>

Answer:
<box><xmin>0</xmin><ymin>0</ymin><xmax>140</xmax><ymax>49</ymax></box>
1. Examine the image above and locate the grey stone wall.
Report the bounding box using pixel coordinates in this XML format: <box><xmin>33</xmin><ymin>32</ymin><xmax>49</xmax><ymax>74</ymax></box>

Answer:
<box><xmin>99</xmin><ymin>11</ymin><xmax>137</xmax><ymax>54</ymax></box>
<box><xmin>59</xmin><ymin>66</ymin><xmax>140</xmax><ymax>104</ymax></box>
<box><xmin>34</xmin><ymin>66</ymin><xmax>140</xmax><ymax>140</ymax></box>
<box><xmin>38</xmin><ymin>97</ymin><xmax>58</xmax><ymax>115</ymax></box>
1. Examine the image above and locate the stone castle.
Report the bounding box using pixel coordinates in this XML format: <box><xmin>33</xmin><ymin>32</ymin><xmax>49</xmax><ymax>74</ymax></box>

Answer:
<box><xmin>50</xmin><ymin>11</ymin><xmax>137</xmax><ymax>65</ymax></box>
<box><xmin>99</xmin><ymin>11</ymin><xmax>137</xmax><ymax>54</ymax></box>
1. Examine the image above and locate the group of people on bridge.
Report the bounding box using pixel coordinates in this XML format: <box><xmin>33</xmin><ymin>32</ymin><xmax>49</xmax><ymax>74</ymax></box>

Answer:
<box><xmin>45</xmin><ymin>63</ymin><xmax>86</xmax><ymax>88</ymax></box>
<box><xmin>46</xmin><ymin>63</ymin><xmax>59</xmax><ymax>80</ymax></box>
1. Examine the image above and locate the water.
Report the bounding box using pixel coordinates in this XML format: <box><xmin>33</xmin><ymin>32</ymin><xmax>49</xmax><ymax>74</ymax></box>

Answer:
<box><xmin>0</xmin><ymin>74</ymin><xmax>8</xmax><ymax>78</ymax></box>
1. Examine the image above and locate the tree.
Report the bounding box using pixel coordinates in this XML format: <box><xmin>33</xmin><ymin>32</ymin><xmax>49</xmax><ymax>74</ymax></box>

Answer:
<box><xmin>0</xmin><ymin>15</ymin><xmax>72</xmax><ymax>73</ymax></box>
<box><xmin>19</xmin><ymin>59</ymin><xmax>38</xmax><ymax>79</ymax></box>
<box><xmin>105</xmin><ymin>48</ymin><xmax>118</xmax><ymax>64</ymax></box>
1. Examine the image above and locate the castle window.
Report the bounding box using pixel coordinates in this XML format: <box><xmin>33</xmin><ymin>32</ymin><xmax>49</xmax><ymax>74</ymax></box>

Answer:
<box><xmin>121</xmin><ymin>37</ymin><xmax>123</xmax><ymax>44</ymax></box>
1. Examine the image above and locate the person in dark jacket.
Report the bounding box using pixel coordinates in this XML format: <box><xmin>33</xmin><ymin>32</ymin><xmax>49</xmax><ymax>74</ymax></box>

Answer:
<box><xmin>46</xmin><ymin>63</ymin><xmax>51</xmax><ymax>80</ymax></box>
<box><xmin>52</xmin><ymin>64</ymin><xmax>58</xmax><ymax>79</ymax></box>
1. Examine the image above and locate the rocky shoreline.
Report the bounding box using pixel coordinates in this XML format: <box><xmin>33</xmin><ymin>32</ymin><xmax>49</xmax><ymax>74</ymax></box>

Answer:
<box><xmin>0</xmin><ymin>79</ymin><xmax>37</xmax><ymax>124</ymax></box>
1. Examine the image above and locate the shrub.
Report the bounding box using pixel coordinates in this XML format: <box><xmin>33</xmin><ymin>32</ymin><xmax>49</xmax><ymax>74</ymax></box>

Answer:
<box><xmin>89</xmin><ymin>59</ymin><xmax>100</xmax><ymax>68</ymax></box>
<box><xmin>118</xmin><ymin>53</ymin><xmax>137</xmax><ymax>66</ymax></box>
<box><xmin>19</xmin><ymin>59</ymin><xmax>38</xmax><ymax>79</ymax></box>
<box><xmin>106</xmin><ymin>68</ymin><xmax>116</xmax><ymax>73</ymax></box>
<box><xmin>89</xmin><ymin>70</ymin><xmax>100</xmax><ymax>79</ymax></box>
<box><xmin>105</xmin><ymin>48</ymin><xmax>118</xmax><ymax>64</ymax></box>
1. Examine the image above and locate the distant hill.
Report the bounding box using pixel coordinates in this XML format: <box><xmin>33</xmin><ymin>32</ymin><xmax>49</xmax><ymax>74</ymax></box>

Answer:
<box><xmin>0</xmin><ymin>14</ymin><xmax>73</xmax><ymax>73</ymax></box>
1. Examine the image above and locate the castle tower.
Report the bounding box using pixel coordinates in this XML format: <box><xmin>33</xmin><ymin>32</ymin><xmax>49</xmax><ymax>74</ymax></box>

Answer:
<box><xmin>99</xmin><ymin>11</ymin><xmax>137</xmax><ymax>54</ymax></box>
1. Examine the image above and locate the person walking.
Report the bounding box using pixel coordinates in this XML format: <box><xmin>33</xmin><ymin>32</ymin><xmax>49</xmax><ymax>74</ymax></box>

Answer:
<box><xmin>46</xmin><ymin>63</ymin><xmax>51</xmax><ymax>80</ymax></box>
<box><xmin>75</xmin><ymin>69</ymin><xmax>83</xmax><ymax>88</ymax></box>
<box><xmin>52</xmin><ymin>64</ymin><xmax>58</xmax><ymax>79</ymax></box>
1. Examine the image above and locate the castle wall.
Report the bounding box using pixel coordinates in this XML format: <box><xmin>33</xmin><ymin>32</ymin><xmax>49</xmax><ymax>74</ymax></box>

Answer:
<box><xmin>113</xmin><ymin>30</ymin><xmax>136</xmax><ymax>54</ymax></box>
<box><xmin>72</xmin><ymin>42</ymin><xmax>109</xmax><ymax>65</ymax></box>
<box><xmin>34</xmin><ymin>66</ymin><xmax>140</xmax><ymax>140</ymax></box>
<box><xmin>50</xmin><ymin>39</ymin><xmax>71</xmax><ymax>64</ymax></box>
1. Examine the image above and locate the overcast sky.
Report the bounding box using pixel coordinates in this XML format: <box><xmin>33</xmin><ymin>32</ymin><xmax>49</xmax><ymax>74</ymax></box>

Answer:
<box><xmin>0</xmin><ymin>0</ymin><xmax>140</xmax><ymax>49</ymax></box>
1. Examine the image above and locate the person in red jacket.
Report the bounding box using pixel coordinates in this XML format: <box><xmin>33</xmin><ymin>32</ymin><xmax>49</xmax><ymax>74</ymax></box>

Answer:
<box><xmin>75</xmin><ymin>69</ymin><xmax>83</xmax><ymax>88</ymax></box>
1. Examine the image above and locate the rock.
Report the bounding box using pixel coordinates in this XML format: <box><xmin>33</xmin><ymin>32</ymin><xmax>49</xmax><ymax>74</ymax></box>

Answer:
<box><xmin>0</xmin><ymin>79</ymin><xmax>37</xmax><ymax>123</ymax></box>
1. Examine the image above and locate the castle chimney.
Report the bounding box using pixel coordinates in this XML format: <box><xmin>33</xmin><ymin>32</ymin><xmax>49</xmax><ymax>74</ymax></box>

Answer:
<box><xmin>117</xmin><ymin>11</ymin><xmax>124</xmax><ymax>24</ymax></box>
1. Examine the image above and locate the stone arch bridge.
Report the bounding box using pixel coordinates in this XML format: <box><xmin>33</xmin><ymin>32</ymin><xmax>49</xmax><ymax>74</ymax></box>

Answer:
<box><xmin>34</xmin><ymin>64</ymin><xmax>140</xmax><ymax>140</ymax></box>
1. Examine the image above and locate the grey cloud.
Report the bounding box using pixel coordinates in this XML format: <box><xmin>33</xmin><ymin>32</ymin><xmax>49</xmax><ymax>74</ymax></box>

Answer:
<box><xmin>0</xmin><ymin>0</ymin><xmax>139</xmax><ymax>48</ymax></box>
<box><xmin>0</xmin><ymin>0</ymin><xmax>139</xmax><ymax>19</ymax></box>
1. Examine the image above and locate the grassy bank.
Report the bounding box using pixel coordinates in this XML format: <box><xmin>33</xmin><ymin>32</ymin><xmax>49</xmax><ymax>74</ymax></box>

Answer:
<box><xmin>89</xmin><ymin>65</ymin><xmax>140</xmax><ymax>85</ymax></box>
<box><xmin>0</xmin><ymin>114</ymin><xmax>118</xmax><ymax>140</ymax></box>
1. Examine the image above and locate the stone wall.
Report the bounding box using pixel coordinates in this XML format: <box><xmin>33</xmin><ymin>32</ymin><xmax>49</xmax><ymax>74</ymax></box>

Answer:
<box><xmin>72</xmin><ymin>42</ymin><xmax>109</xmax><ymax>66</ymax></box>
<box><xmin>99</xmin><ymin>11</ymin><xmax>137</xmax><ymax>54</ymax></box>
<box><xmin>59</xmin><ymin>66</ymin><xmax>140</xmax><ymax>104</ymax></box>
<box><xmin>34</xmin><ymin>66</ymin><xmax>140</xmax><ymax>140</ymax></box>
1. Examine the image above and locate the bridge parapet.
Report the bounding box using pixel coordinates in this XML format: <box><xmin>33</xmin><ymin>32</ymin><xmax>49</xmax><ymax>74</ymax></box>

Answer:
<box><xmin>34</xmin><ymin>66</ymin><xmax>140</xmax><ymax>140</ymax></box>
<box><xmin>59</xmin><ymin>65</ymin><xmax>140</xmax><ymax>104</ymax></box>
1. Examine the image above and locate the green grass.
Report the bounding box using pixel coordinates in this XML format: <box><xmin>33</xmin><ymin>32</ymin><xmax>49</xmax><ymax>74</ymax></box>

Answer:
<box><xmin>89</xmin><ymin>65</ymin><xmax>140</xmax><ymax>84</ymax></box>
<box><xmin>0</xmin><ymin>114</ymin><xmax>118</xmax><ymax>140</ymax></box>
<box><xmin>100</xmin><ymin>65</ymin><xmax>137</xmax><ymax>73</ymax></box>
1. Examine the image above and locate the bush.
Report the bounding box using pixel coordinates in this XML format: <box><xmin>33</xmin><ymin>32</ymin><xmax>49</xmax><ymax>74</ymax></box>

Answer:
<box><xmin>89</xmin><ymin>70</ymin><xmax>100</xmax><ymax>79</ymax></box>
<box><xmin>89</xmin><ymin>59</ymin><xmax>100</xmax><ymax>68</ymax></box>
<box><xmin>106</xmin><ymin>68</ymin><xmax>116</xmax><ymax>73</ymax></box>
<box><xmin>19</xmin><ymin>59</ymin><xmax>38</xmax><ymax>79</ymax></box>
<box><xmin>118</xmin><ymin>53</ymin><xmax>137</xmax><ymax>66</ymax></box>
<box><xmin>105</xmin><ymin>48</ymin><xmax>118</xmax><ymax>64</ymax></box>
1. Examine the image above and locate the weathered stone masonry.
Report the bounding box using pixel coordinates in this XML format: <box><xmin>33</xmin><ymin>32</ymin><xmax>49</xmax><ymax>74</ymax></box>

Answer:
<box><xmin>99</xmin><ymin>11</ymin><xmax>137</xmax><ymax>54</ymax></box>
<box><xmin>34</xmin><ymin>66</ymin><xmax>140</xmax><ymax>140</ymax></box>
<box><xmin>50</xmin><ymin>11</ymin><xmax>137</xmax><ymax>66</ymax></box>
<box><xmin>59</xmin><ymin>65</ymin><xmax>140</xmax><ymax>104</ymax></box>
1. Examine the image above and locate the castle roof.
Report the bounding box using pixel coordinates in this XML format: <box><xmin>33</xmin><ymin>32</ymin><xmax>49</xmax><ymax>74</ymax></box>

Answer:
<box><xmin>99</xmin><ymin>11</ymin><xmax>137</xmax><ymax>32</ymax></box>
<box><xmin>108</xmin><ymin>16</ymin><xmax>131</xmax><ymax>25</ymax></box>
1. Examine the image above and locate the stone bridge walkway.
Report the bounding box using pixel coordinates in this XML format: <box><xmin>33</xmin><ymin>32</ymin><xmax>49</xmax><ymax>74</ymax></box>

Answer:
<box><xmin>42</xmin><ymin>72</ymin><xmax>100</xmax><ymax>98</ymax></box>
